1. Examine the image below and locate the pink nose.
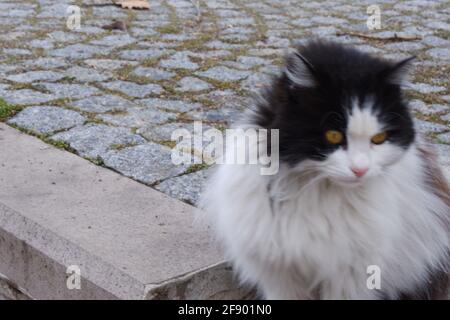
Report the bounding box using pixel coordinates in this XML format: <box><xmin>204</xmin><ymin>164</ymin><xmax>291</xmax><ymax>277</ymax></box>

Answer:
<box><xmin>351</xmin><ymin>167</ymin><xmax>368</xmax><ymax>178</ymax></box>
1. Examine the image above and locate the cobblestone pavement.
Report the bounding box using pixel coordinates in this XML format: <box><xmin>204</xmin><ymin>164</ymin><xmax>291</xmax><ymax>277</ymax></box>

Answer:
<box><xmin>0</xmin><ymin>0</ymin><xmax>449</xmax><ymax>206</ymax></box>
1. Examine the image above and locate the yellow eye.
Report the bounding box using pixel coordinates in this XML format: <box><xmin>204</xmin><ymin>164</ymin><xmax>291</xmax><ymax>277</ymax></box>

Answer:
<box><xmin>325</xmin><ymin>130</ymin><xmax>344</xmax><ymax>145</ymax></box>
<box><xmin>371</xmin><ymin>132</ymin><xmax>388</xmax><ymax>145</ymax></box>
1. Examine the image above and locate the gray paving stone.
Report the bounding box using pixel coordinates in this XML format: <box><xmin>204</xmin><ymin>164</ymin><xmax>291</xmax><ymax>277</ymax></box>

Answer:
<box><xmin>3</xmin><ymin>48</ymin><xmax>31</xmax><ymax>56</ymax></box>
<box><xmin>159</xmin><ymin>52</ymin><xmax>199</xmax><ymax>70</ymax></box>
<box><xmin>241</xmin><ymin>73</ymin><xmax>273</xmax><ymax>93</ymax></box>
<box><xmin>189</xmin><ymin>107</ymin><xmax>242</xmax><ymax>124</ymax></box>
<box><xmin>137</xmin><ymin>122</ymin><xmax>212</xmax><ymax>142</ymax></box>
<box><xmin>29</xmin><ymin>38</ymin><xmax>54</xmax><ymax>50</ymax></box>
<box><xmin>102</xmin><ymin>143</ymin><xmax>189</xmax><ymax>185</ymax></box>
<box><xmin>205</xmin><ymin>40</ymin><xmax>247</xmax><ymax>50</ymax></box>
<box><xmin>6</xmin><ymin>71</ymin><xmax>64</xmax><ymax>83</ymax></box>
<box><xmin>50</xmin><ymin>44</ymin><xmax>109</xmax><ymax>59</ymax></box>
<box><xmin>155</xmin><ymin>169</ymin><xmax>211</xmax><ymax>205</ymax></box>
<box><xmin>71</xmin><ymin>95</ymin><xmax>136</xmax><ymax>113</ymax></box>
<box><xmin>8</xmin><ymin>106</ymin><xmax>85</xmax><ymax>135</ymax></box>
<box><xmin>138</xmin><ymin>98</ymin><xmax>202</xmax><ymax>113</ymax></box>
<box><xmin>129</xmin><ymin>27</ymin><xmax>158</xmax><ymax>37</ymax></box>
<box><xmin>119</xmin><ymin>49</ymin><xmax>168</xmax><ymax>61</ymax></box>
<box><xmin>36</xmin><ymin>83</ymin><xmax>100</xmax><ymax>99</ymax></box>
<box><xmin>0</xmin><ymin>64</ymin><xmax>20</xmax><ymax>74</ymax></box>
<box><xmin>422</xmin><ymin>36</ymin><xmax>450</xmax><ymax>47</ymax></box>
<box><xmin>427</xmin><ymin>47</ymin><xmax>450</xmax><ymax>61</ymax></box>
<box><xmin>47</xmin><ymin>31</ymin><xmax>82</xmax><ymax>43</ymax></box>
<box><xmin>442</xmin><ymin>113</ymin><xmax>450</xmax><ymax>122</ymax></box>
<box><xmin>406</xmin><ymin>82</ymin><xmax>446</xmax><ymax>94</ymax></box>
<box><xmin>176</xmin><ymin>77</ymin><xmax>213</xmax><ymax>92</ymax></box>
<box><xmin>237</xmin><ymin>56</ymin><xmax>269</xmax><ymax>68</ymax></box>
<box><xmin>384</xmin><ymin>42</ymin><xmax>424</xmax><ymax>52</ymax></box>
<box><xmin>196</xmin><ymin>66</ymin><xmax>251</xmax><ymax>82</ymax></box>
<box><xmin>98</xmin><ymin>107</ymin><xmax>176</xmax><ymax>127</ymax></box>
<box><xmin>1</xmin><ymin>89</ymin><xmax>57</xmax><ymax>105</ymax></box>
<box><xmin>37</xmin><ymin>3</ymin><xmax>68</xmax><ymax>18</ymax></box>
<box><xmin>22</xmin><ymin>57</ymin><xmax>69</xmax><ymax>69</ymax></box>
<box><xmin>410</xmin><ymin>100</ymin><xmax>448</xmax><ymax>115</ymax></box>
<box><xmin>199</xmin><ymin>90</ymin><xmax>250</xmax><ymax>109</ymax></box>
<box><xmin>133</xmin><ymin>67</ymin><xmax>176</xmax><ymax>80</ymax></box>
<box><xmin>73</xmin><ymin>26</ymin><xmax>106</xmax><ymax>35</ymax></box>
<box><xmin>91</xmin><ymin>34</ymin><xmax>137</xmax><ymax>47</ymax></box>
<box><xmin>51</xmin><ymin>124</ymin><xmax>146</xmax><ymax>159</ymax></box>
<box><xmin>414</xmin><ymin>119</ymin><xmax>448</xmax><ymax>134</ymax></box>
<box><xmin>64</xmin><ymin>66</ymin><xmax>112</xmax><ymax>82</ymax></box>
<box><xmin>84</xmin><ymin>59</ymin><xmax>138</xmax><ymax>70</ymax></box>
<box><xmin>101</xmin><ymin>81</ymin><xmax>163</xmax><ymax>98</ymax></box>
<box><xmin>437</xmin><ymin>132</ymin><xmax>450</xmax><ymax>144</ymax></box>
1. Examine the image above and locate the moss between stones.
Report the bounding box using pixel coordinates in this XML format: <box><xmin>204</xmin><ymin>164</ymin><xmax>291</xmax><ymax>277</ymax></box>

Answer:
<box><xmin>0</xmin><ymin>98</ymin><xmax>22</xmax><ymax>121</ymax></box>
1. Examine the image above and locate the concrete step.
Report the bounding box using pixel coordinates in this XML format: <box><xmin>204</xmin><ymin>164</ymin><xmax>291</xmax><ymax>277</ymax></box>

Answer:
<box><xmin>0</xmin><ymin>123</ymin><xmax>248</xmax><ymax>299</ymax></box>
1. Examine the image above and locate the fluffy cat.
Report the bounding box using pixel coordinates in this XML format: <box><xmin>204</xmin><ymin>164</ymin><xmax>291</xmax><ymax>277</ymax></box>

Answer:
<box><xmin>201</xmin><ymin>40</ymin><xmax>450</xmax><ymax>299</ymax></box>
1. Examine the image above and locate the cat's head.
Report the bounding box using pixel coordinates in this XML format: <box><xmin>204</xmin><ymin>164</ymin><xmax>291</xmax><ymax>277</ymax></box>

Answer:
<box><xmin>256</xmin><ymin>40</ymin><xmax>416</xmax><ymax>186</ymax></box>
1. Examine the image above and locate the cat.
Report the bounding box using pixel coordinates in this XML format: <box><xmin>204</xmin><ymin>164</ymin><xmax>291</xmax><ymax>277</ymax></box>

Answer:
<box><xmin>201</xmin><ymin>40</ymin><xmax>450</xmax><ymax>299</ymax></box>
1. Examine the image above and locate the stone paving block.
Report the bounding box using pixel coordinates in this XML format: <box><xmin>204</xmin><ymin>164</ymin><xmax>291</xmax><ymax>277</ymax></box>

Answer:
<box><xmin>103</xmin><ymin>143</ymin><xmax>189</xmax><ymax>185</ymax></box>
<box><xmin>415</xmin><ymin>119</ymin><xmax>448</xmax><ymax>134</ymax></box>
<box><xmin>427</xmin><ymin>47</ymin><xmax>450</xmax><ymax>60</ymax></box>
<box><xmin>196</xmin><ymin>66</ymin><xmax>252</xmax><ymax>82</ymax></box>
<box><xmin>6</xmin><ymin>71</ymin><xmax>64</xmax><ymax>84</ymax></box>
<box><xmin>8</xmin><ymin>106</ymin><xmax>85</xmax><ymax>135</ymax></box>
<box><xmin>91</xmin><ymin>34</ymin><xmax>137</xmax><ymax>47</ymax></box>
<box><xmin>406</xmin><ymin>82</ymin><xmax>447</xmax><ymax>94</ymax></box>
<box><xmin>50</xmin><ymin>44</ymin><xmax>110</xmax><ymax>60</ymax></box>
<box><xmin>64</xmin><ymin>66</ymin><xmax>112</xmax><ymax>83</ymax></box>
<box><xmin>138</xmin><ymin>98</ymin><xmax>202</xmax><ymax>113</ymax></box>
<box><xmin>175</xmin><ymin>77</ymin><xmax>213</xmax><ymax>92</ymax></box>
<box><xmin>21</xmin><ymin>57</ymin><xmax>69</xmax><ymax>69</ymax></box>
<box><xmin>119</xmin><ymin>49</ymin><xmax>168</xmax><ymax>61</ymax></box>
<box><xmin>84</xmin><ymin>59</ymin><xmax>138</xmax><ymax>70</ymax></box>
<box><xmin>155</xmin><ymin>169</ymin><xmax>211</xmax><ymax>206</ymax></box>
<box><xmin>137</xmin><ymin>122</ymin><xmax>213</xmax><ymax>143</ymax></box>
<box><xmin>159</xmin><ymin>52</ymin><xmax>199</xmax><ymax>70</ymax></box>
<box><xmin>132</xmin><ymin>67</ymin><xmax>176</xmax><ymax>80</ymax></box>
<box><xmin>51</xmin><ymin>124</ymin><xmax>146</xmax><ymax>159</ymax></box>
<box><xmin>410</xmin><ymin>100</ymin><xmax>448</xmax><ymax>115</ymax></box>
<box><xmin>71</xmin><ymin>95</ymin><xmax>136</xmax><ymax>113</ymax></box>
<box><xmin>36</xmin><ymin>83</ymin><xmax>101</xmax><ymax>99</ymax></box>
<box><xmin>97</xmin><ymin>107</ymin><xmax>176</xmax><ymax>127</ymax></box>
<box><xmin>437</xmin><ymin>132</ymin><xmax>450</xmax><ymax>144</ymax></box>
<box><xmin>1</xmin><ymin>89</ymin><xmax>57</xmax><ymax>105</ymax></box>
<box><xmin>101</xmin><ymin>81</ymin><xmax>163</xmax><ymax>98</ymax></box>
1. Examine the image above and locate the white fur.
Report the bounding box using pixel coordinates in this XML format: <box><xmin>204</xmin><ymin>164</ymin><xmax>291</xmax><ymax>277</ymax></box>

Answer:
<box><xmin>201</xmin><ymin>106</ymin><xmax>449</xmax><ymax>300</ymax></box>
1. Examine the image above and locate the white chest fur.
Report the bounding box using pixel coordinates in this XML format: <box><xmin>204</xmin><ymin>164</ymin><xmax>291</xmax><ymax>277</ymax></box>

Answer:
<box><xmin>202</xmin><ymin>145</ymin><xmax>449</xmax><ymax>299</ymax></box>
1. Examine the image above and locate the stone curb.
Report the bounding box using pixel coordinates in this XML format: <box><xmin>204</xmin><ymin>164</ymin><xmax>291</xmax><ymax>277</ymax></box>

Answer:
<box><xmin>0</xmin><ymin>123</ymin><xmax>244</xmax><ymax>299</ymax></box>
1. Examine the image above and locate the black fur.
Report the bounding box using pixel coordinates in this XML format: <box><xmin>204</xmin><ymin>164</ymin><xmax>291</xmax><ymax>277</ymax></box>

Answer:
<box><xmin>253</xmin><ymin>40</ymin><xmax>416</xmax><ymax>166</ymax></box>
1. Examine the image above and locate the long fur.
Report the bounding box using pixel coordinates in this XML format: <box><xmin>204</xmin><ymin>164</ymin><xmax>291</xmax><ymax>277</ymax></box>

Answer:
<box><xmin>201</xmin><ymin>40</ymin><xmax>450</xmax><ymax>300</ymax></box>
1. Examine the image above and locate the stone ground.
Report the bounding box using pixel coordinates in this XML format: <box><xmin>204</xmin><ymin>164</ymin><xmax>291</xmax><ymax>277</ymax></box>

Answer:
<box><xmin>0</xmin><ymin>0</ymin><xmax>449</xmax><ymax>206</ymax></box>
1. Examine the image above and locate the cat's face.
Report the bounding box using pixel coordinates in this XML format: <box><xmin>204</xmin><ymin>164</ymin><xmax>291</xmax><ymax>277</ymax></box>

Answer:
<box><xmin>312</xmin><ymin>100</ymin><xmax>412</xmax><ymax>186</ymax></box>
<box><xmin>259</xmin><ymin>41</ymin><xmax>416</xmax><ymax>186</ymax></box>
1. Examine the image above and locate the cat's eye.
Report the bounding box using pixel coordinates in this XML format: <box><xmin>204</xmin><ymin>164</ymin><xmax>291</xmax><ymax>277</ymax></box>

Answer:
<box><xmin>371</xmin><ymin>132</ymin><xmax>388</xmax><ymax>145</ymax></box>
<box><xmin>325</xmin><ymin>130</ymin><xmax>344</xmax><ymax>145</ymax></box>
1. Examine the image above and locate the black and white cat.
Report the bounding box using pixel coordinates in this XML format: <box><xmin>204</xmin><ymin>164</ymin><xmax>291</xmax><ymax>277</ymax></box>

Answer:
<box><xmin>202</xmin><ymin>40</ymin><xmax>450</xmax><ymax>299</ymax></box>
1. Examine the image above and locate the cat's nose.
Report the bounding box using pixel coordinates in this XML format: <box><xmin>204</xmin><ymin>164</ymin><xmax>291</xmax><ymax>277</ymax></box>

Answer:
<box><xmin>351</xmin><ymin>167</ymin><xmax>368</xmax><ymax>178</ymax></box>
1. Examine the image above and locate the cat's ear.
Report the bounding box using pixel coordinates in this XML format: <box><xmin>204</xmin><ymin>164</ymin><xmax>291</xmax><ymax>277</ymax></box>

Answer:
<box><xmin>382</xmin><ymin>56</ymin><xmax>415</xmax><ymax>86</ymax></box>
<box><xmin>284</xmin><ymin>51</ymin><xmax>316</xmax><ymax>88</ymax></box>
